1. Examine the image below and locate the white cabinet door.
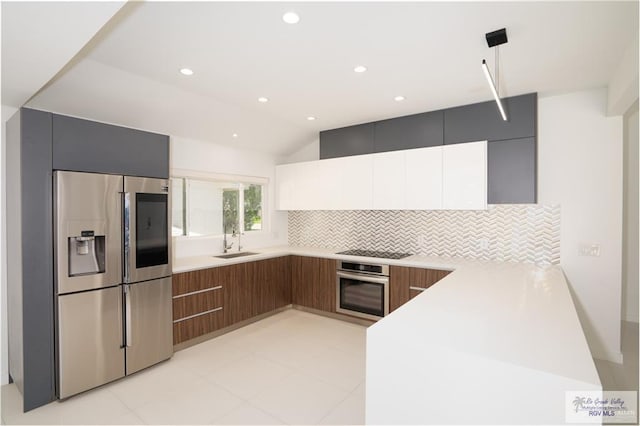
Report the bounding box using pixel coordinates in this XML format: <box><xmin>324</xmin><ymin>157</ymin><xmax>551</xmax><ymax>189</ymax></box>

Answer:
<box><xmin>405</xmin><ymin>147</ymin><xmax>443</xmax><ymax>210</ymax></box>
<box><xmin>275</xmin><ymin>161</ymin><xmax>321</xmax><ymax>210</ymax></box>
<box><xmin>373</xmin><ymin>151</ymin><xmax>405</xmax><ymax>210</ymax></box>
<box><xmin>314</xmin><ymin>157</ymin><xmax>343</xmax><ymax>210</ymax></box>
<box><xmin>442</xmin><ymin>141</ymin><xmax>487</xmax><ymax>210</ymax></box>
<box><xmin>337</xmin><ymin>154</ymin><xmax>373</xmax><ymax>210</ymax></box>
<box><xmin>276</xmin><ymin>155</ymin><xmax>373</xmax><ymax>210</ymax></box>
<box><xmin>275</xmin><ymin>162</ymin><xmax>297</xmax><ymax>210</ymax></box>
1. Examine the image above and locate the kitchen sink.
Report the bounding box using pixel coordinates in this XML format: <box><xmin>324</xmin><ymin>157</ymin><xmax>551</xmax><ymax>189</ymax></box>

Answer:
<box><xmin>214</xmin><ymin>252</ymin><xmax>259</xmax><ymax>259</ymax></box>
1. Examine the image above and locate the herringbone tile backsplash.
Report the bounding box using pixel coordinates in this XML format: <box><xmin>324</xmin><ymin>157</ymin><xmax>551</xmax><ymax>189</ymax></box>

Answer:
<box><xmin>288</xmin><ymin>205</ymin><xmax>560</xmax><ymax>264</ymax></box>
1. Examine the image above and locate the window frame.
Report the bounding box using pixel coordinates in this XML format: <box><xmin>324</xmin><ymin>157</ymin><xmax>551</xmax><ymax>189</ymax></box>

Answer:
<box><xmin>171</xmin><ymin>168</ymin><xmax>269</xmax><ymax>239</ymax></box>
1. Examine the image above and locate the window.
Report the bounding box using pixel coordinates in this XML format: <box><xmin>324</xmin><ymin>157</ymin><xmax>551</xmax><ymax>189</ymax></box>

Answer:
<box><xmin>171</xmin><ymin>172</ymin><xmax>266</xmax><ymax>237</ymax></box>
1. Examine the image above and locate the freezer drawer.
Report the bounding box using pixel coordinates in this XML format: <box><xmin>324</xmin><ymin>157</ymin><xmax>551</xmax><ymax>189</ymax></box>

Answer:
<box><xmin>57</xmin><ymin>286</ymin><xmax>125</xmax><ymax>398</ymax></box>
<box><xmin>125</xmin><ymin>277</ymin><xmax>173</xmax><ymax>374</ymax></box>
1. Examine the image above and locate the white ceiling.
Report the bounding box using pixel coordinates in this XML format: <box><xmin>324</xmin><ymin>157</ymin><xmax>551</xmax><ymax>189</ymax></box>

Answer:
<box><xmin>1</xmin><ymin>0</ymin><xmax>126</xmax><ymax>109</ymax></box>
<box><xmin>16</xmin><ymin>1</ymin><xmax>639</xmax><ymax>157</ymax></box>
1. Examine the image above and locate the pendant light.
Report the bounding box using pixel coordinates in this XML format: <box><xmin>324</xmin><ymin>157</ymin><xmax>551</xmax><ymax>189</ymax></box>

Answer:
<box><xmin>482</xmin><ymin>28</ymin><xmax>508</xmax><ymax>121</ymax></box>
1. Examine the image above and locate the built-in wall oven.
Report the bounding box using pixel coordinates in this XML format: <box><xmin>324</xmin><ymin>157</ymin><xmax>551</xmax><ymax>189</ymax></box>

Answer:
<box><xmin>336</xmin><ymin>261</ymin><xmax>389</xmax><ymax>321</ymax></box>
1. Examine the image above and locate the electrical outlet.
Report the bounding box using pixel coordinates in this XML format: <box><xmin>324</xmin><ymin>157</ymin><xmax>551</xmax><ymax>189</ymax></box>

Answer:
<box><xmin>578</xmin><ymin>243</ymin><xmax>600</xmax><ymax>257</ymax></box>
<box><xmin>417</xmin><ymin>234</ymin><xmax>428</xmax><ymax>246</ymax></box>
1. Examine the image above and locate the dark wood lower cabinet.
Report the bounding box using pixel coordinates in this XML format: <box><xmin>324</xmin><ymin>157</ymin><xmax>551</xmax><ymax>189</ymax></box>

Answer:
<box><xmin>172</xmin><ymin>256</ymin><xmax>447</xmax><ymax>345</ymax></box>
<box><xmin>172</xmin><ymin>266</ymin><xmax>233</xmax><ymax>345</ymax></box>
<box><xmin>389</xmin><ymin>266</ymin><xmax>451</xmax><ymax>312</ymax></box>
<box><xmin>291</xmin><ymin>256</ymin><xmax>336</xmax><ymax>312</ymax></box>
<box><xmin>173</xmin><ymin>309</ymin><xmax>225</xmax><ymax>344</ymax></box>
<box><xmin>173</xmin><ymin>256</ymin><xmax>292</xmax><ymax>345</ymax></box>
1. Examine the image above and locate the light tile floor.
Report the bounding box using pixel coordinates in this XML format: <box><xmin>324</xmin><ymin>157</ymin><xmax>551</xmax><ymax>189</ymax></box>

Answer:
<box><xmin>1</xmin><ymin>309</ymin><xmax>367</xmax><ymax>425</ymax></box>
<box><xmin>3</xmin><ymin>313</ymin><xmax>636</xmax><ymax>425</ymax></box>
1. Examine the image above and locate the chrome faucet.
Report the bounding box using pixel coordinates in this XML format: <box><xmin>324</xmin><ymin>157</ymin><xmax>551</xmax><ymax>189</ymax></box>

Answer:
<box><xmin>232</xmin><ymin>226</ymin><xmax>242</xmax><ymax>252</ymax></box>
<box><xmin>223</xmin><ymin>223</ymin><xmax>233</xmax><ymax>253</ymax></box>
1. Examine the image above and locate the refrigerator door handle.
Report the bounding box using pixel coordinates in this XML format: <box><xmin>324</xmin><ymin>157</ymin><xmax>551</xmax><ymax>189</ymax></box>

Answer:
<box><xmin>123</xmin><ymin>192</ymin><xmax>131</xmax><ymax>283</ymax></box>
<box><xmin>124</xmin><ymin>284</ymin><xmax>132</xmax><ymax>347</ymax></box>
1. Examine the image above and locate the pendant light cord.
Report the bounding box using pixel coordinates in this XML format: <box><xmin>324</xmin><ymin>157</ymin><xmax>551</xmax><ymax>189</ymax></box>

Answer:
<box><xmin>495</xmin><ymin>45</ymin><xmax>500</xmax><ymax>97</ymax></box>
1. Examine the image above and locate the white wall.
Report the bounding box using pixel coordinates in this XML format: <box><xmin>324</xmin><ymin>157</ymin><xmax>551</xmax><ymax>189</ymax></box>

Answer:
<box><xmin>538</xmin><ymin>88</ymin><xmax>624</xmax><ymax>362</ymax></box>
<box><xmin>1</xmin><ymin>105</ymin><xmax>19</xmax><ymax>385</ymax></box>
<box><xmin>622</xmin><ymin>100</ymin><xmax>639</xmax><ymax>323</ymax></box>
<box><xmin>282</xmin><ymin>138</ymin><xmax>319</xmax><ymax>163</ymax></box>
<box><xmin>607</xmin><ymin>34</ymin><xmax>639</xmax><ymax>116</ymax></box>
<box><xmin>170</xmin><ymin>136</ymin><xmax>288</xmax><ymax>258</ymax></box>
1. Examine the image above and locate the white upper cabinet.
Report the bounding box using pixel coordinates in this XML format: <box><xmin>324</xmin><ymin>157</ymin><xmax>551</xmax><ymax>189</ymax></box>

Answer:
<box><xmin>405</xmin><ymin>147</ymin><xmax>443</xmax><ymax>210</ymax></box>
<box><xmin>276</xmin><ymin>155</ymin><xmax>373</xmax><ymax>210</ymax></box>
<box><xmin>372</xmin><ymin>151</ymin><xmax>405</xmax><ymax>210</ymax></box>
<box><xmin>276</xmin><ymin>142</ymin><xmax>486</xmax><ymax>211</ymax></box>
<box><xmin>442</xmin><ymin>141</ymin><xmax>487</xmax><ymax>210</ymax></box>
<box><xmin>275</xmin><ymin>160</ymin><xmax>317</xmax><ymax>210</ymax></box>
<box><xmin>336</xmin><ymin>154</ymin><xmax>373</xmax><ymax>210</ymax></box>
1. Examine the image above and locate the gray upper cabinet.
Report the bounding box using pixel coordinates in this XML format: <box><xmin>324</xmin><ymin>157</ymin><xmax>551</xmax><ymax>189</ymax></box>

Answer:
<box><xmin>488</xmin><ymin>137</ymin><xmax>536</xmax><ymax>204</ymax></box>
<box><xmin>319</xmin><ymin>123</ymin><xmax>374</xmax><ymax>159</ymax></box>
<box><xmin>444</xmin><ymin>93</ymin><xmax>537</xmax><ymax>144</ymax></box>
<box><xmin>373</xmin><ymin>111</ymin><xmax>443</xmax><ymax>153</ymax></box>
<box><xmin>52</xmin><ymin>114</ymin><xmax>170</xmax><ymax>178</ymax></box>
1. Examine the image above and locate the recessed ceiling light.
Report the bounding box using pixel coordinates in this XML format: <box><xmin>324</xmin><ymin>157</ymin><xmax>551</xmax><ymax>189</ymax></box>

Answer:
<box><xmin>307</xmin><ymin>116</ymin><xmax>316</xmax><ymax>121</ymax></box>
<box><xmin>179</xmin><ymin>68</ymin><xmax>194</xmax><ymax>76</ymax></box>
<box><xmin>258</xmin><ymin>97</ymin><xmax>269</xmax><ymax>103</ymax></box>
<box><xmin>232</xmin><ymin>133</ymin><xmax>238</xmax><ymax>138</ymax></box>
<box><xmin>394</xmin><ymin>96</ymin><xmax>405</xmax><ymax>102</ymax></box>
<box><xmin>353</xmin><ymin>65</ymin><xmax>367</xmax><ymax>73</ymax></box>
<box><xmin>282</xmin><ymin>11</ymin><xmax>300</xmax><ymax>24</ymax></box>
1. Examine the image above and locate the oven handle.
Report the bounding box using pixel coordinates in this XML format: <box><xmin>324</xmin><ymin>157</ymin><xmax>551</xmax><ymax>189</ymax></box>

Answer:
<box><xmin>337</xmin><ymin>271</ymin><xmax>389</xmax><ymax>284</ymax></box>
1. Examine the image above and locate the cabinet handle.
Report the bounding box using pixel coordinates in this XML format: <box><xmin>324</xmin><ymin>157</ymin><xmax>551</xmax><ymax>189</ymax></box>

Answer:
<box><xmin>123</xmin><ymin>192</ymin><xmax>131</xmax><ymax>283</ymax></box>
<box><xmin>173</xmin><ymin>285</ymin><xmax>223</xmax><ymax>299</ymax></box>
<box><xmin>409</xmin><ymin>286</ymin><xmax>427</xmax><ymax>292</ymax></box>
<box><xmin>173</xmin><ymin>306</ymin><xmax>223</xmax><ymax>323</ymax></box>
<box><xmin>124</xmin><ymin>284</ymin><xmax>132</xmax><ymax>347</ymax></box>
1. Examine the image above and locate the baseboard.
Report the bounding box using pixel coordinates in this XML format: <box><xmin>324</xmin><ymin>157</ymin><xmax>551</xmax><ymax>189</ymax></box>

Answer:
<box><xmin>292</xmin><ymin>305</ymin><xmax>375</xmax><ymax>327</ymax></box>
<box><xmin>173</xmin><ymin>305</ymin><xmax>292</xmax><ymax>352</ymax></box>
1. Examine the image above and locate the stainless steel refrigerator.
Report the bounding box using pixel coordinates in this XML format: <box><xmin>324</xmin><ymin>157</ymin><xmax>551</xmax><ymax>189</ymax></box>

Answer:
<box><xmin>54</xmin><ymin>171</ymin><xmax>173</xmax><ymax>399</ymax></box>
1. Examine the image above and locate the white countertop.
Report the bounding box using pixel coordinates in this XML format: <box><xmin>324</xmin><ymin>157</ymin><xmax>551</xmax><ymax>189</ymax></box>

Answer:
<box><xmin>173</xmin><ymin>245</ymin><xmax>463</xmax><ymax>273</ymax></box>
<box><xmin>174</xmin><ymin>245</ymin><xmax>600</xmax><ymax>391</ymax></box>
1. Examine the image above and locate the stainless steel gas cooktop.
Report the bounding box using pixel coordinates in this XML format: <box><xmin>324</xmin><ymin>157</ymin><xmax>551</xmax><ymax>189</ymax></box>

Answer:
<box><xmin>335</xmin><ymin>249</ymin><xmax>413</xmax><ymax>260</ymax></box>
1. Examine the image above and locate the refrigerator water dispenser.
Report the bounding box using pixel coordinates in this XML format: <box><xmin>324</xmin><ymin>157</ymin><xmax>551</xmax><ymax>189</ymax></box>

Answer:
<box><xmin>68</xmin><ymin>234</ymin><xmax>106</xmax><ymax>276</ymax></box>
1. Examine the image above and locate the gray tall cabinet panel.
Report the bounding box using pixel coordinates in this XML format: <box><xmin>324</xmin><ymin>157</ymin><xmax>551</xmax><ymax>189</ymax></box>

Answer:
<box><xmin>488</xmin><ymin>138</ymin><xmax>536</xmax><ymax>204</ymax></box>
<box><xmin>7</xmin><ymin>109</ymin><xmax>56</xmax><ymax>411</ymax></box>
<box><xmin>6</xmin><ymin>108</ymin><xmax>170</xmax><ymax>412</ymax></box>
<box><xmin>373</xmin><ymin>111</ymin><xmax>443</xmax><ymax>152</ymax></box>
<box><xmin>443</xmin><ymin>93</ymin><xmax>536</xmax><ymax>144</ymax></box>
<box><xmin>319</xmin><ymin>123</ymin><xmax>374</xmax><ymax>159</ymax></box>
<box><xmin>52</xmin><ymin>114</ymin><xmax>170</xmax><ymax>178</ymax></box>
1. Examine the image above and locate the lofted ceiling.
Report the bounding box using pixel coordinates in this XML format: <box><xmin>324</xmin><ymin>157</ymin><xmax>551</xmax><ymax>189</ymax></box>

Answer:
<box><xmin>1</xmin><ymin>0</ymin><xmax>126</xmax><ymax>109</ymax></box>
<box><xmin>13</xmin><ymin>1</ymin><xmax>639</xmax><ymax>156</ymax></box>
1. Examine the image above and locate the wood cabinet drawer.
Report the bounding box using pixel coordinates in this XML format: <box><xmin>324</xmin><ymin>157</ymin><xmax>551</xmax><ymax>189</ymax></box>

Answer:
<box><xmin>173</xmin><ymin>308</ymin><xmax>225</xmax><ymax>345</ymax></box>
<box><xmin>389</xmin><ymin>266</ymin><xmax>451</xmax><ymax>312</ymax></box>
<box><xmin>173</xmin><ymin>286</ymin><xmax>224</xmax><ymax>320</ymax></box>
<box><xmin>173</xmin><ymin>266</ymin><xmax>233</xmax><ymax>296</ymax></box>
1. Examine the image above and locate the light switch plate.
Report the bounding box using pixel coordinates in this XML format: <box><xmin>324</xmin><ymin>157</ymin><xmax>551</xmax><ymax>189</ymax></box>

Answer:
<box><xmin>578</xmin><ymin>243</ymin><xmax>600</xmax><ymax>257</ymax></box>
